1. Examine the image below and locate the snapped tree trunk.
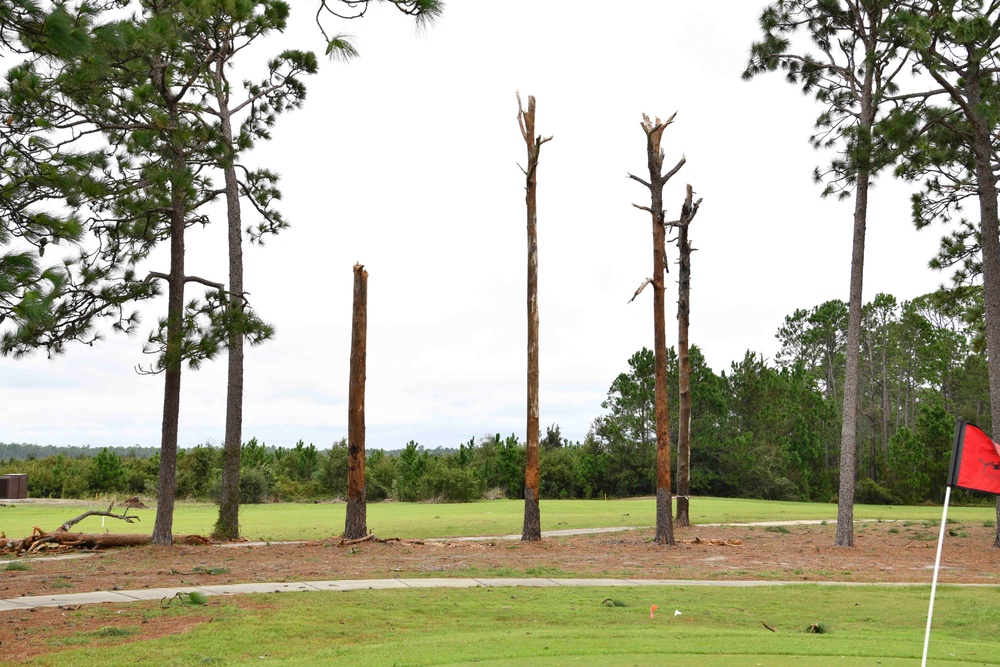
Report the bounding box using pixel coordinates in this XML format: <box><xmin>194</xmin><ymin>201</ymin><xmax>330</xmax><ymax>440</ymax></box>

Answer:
<box><xmin>674</xmin><ymin>184</ymin><xmax>701</xmax><ymax>528</ymax></box>
<box><xmin>214</xmin><ymin>56</ymin><xmax>244</xmax><ymax>541</ymax></box>
<box><xmin>517</xmin><ymin>93</ymin><xmax>550</xmax><ymax>542</ymax></box>
<box><xmin>344</xmin><ymin>263</ymin><xmax>368</xmax><ymax>540</ymax></box>
<box><xmin>629</xmin><ymin>113</ymin><xmax>685</xmax><ymax>546</ymax></box>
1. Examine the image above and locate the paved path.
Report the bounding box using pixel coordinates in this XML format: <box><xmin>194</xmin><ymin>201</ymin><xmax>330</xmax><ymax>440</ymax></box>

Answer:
<box><xmin>1</xmin><ymin>519</ymin><xmax>922</xmax><ymax>613</ymax></box>
<box><xmin>4</xmin><ymin>576</ymin><xmax>995</xmax><ymax>613</ymax></box>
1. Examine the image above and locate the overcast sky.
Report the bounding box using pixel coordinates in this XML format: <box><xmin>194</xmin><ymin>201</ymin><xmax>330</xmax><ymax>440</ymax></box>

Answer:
<box><xmin>0</xmin><ymin>1</ymin><xmax>949</xmax><ymax>451</ymax></box>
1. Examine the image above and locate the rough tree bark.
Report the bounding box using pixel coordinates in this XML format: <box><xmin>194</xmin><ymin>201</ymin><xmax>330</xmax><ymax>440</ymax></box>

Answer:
<box><xmin>629</xmin><ymin>113</ymin><xmax>685</xmax><ymax>546</ymax></box>
<box><xmin>344</xmin><ymin>262</ymin><xmax>368</xmax><ymax>540</ymax></box>
<box><xmin>214</xmin><ymin>44</ymin><xmax>244</xmax><ymax>542</ymax></box>
<box><xmin>961</xmin><ymin>75</ymin><xmax>1000</xmax><ymax>548</ymax></box>
<box><xmin>151</xmin><ymin>84</ymin><xmax>187</xmax><ymax>546</ymax></box>
<box><xmin>673</xmin><ymin>184</ymin><xmax>702</xmax><ymax>527</ymax></box>
<box><xmin>517</xmin><ymin>92</ymin><xmax>551</xmax><ymax>542</ymax></box>
<box><xmin>835</xmin><ymin>65</ymin><xmax>874</xmax><ymax>549</ymax></box>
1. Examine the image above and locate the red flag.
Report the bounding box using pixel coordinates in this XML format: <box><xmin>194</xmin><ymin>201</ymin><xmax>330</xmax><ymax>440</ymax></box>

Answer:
<box><xmin>948</xmin><ymin>421</ymin><xmax>1000</xmax><ymax>495</ymax></box>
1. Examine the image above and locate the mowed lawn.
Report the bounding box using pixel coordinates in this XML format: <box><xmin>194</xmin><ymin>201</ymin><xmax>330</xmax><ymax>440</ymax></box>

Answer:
<box><xmin>19</xmin><ymin>584</ymin><xmax>1000</xmax><ymax>666</ymax></box>
<box><xmin>2</xmin><ymin>496</ymin><xmax>996</xmax><ymax>541</ymax></box>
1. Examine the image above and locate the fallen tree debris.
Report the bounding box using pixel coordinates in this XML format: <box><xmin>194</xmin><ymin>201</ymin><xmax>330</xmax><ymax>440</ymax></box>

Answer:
<box><xmin>1</xmin><ymin>501</ymin><xmax>209</xmax><ymax>554</ymax></box>
<box><xmin>58</xmin><ymin>500</ymin><xmax>143</xmax><ymax>532</ymax></box>
<box><xmin>337</xmin><ymin>534</ymin><xmax>425</xmax><ymax>547</ymax></box>
<box><xmin>5</xmin><ymin>527</ymin><xmax>210</xmax><ymax>553</ymax></box>
<box><xmin>679</xmin><ymin>537</ymin><xmax>743</xmax><ymax>546</ymax></box>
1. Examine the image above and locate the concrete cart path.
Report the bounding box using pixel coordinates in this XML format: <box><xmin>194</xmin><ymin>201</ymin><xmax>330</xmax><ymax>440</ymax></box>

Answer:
<box><xmin>3</xmin><ymin>575</ymin><xmax>993</xmax><ymax>613</ymax></box>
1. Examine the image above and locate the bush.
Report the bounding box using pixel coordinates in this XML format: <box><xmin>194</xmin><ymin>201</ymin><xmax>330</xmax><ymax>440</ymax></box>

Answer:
<box><xmin>210</xmin><ymin>468</ymin><xmax>270</xmax><ymax>504</ymax></box>
<box><xmin>365</xmin><ymin>453</ymin><xmax>396</xmax><ymax>502</ymax></box>
<box><xmin>317</xmin><ymin>441</ymin><xmax>348</xmax><ymax>497</ymax></box>
<box><xmin>422</xmin><ymin>464</ymin><xmax>481</xmax><ymax>503</ymax></box>
<box><xmin>855</xmin><ymin>477</ymin><xmax>899</xmax><ymax>505</ymax></box>
<box><xmin>271</xmin><ymin>477</ymin><xmax>320</xmax><ymax>502</ymax></box>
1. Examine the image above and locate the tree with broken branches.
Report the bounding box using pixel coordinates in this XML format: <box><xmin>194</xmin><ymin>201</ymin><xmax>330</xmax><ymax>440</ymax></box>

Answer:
<box><xmin>628</xmin><ymin>113</ymin><xmax>686</xmax><ymax>546</ymax></box>
<box><xmin>672</xmin><ymin>184</ymin><xmax>702</xmax><ymax>528</ymax></box>
<box><xmin>516</xmin><ymin>92</ymin><xmax>551</xmax><ymax>542</ymax></box>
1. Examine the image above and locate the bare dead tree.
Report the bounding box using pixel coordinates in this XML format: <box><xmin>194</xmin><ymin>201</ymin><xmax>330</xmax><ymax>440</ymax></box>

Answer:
<box><xmin>517</xmin><ymin>92</ymin><xmax>551</xmax><ymax>542</ymax></box>
<box><xmin>344</xmin><ymin>262</ymin><xmax>368</xmax><ymax>540</ymax></box>
<box><xmin>671</xmin><ymin>184</ymin><xmax>702</xmax><ymax>527</ymax></box>
<box><xmin>628</xmin><ymin>112</ymin><xmax>685</xmax><ymax>546</ymax></box>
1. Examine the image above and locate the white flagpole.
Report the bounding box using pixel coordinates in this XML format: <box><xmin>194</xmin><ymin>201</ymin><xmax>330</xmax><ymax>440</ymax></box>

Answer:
<box><xmin>921</xmin><ymin>485</ymin><xmax>952</xmax><ymax>667</ymax></box>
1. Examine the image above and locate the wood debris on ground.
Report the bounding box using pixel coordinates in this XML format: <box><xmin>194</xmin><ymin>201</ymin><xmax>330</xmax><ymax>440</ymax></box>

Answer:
<box><xmin>336</xmin><ymin>534</ymin><xmax>425</xmax><ymax>547</ymax></box>
<box><xmin>679</xmin><ymin>537</ymin><xmax>743</xmax><ymax>546</ymax></box>
<box><xmin>1</xmin><ymin>500</ymin><xmax>208</xmax><ymax>554</ymax></box>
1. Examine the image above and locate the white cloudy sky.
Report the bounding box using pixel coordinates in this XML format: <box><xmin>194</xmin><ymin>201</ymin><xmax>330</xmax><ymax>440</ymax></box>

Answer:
<box><xmin>0</xmin><ymin>1</ymin><xmax>948</xmax><ymax>450</ymax></box>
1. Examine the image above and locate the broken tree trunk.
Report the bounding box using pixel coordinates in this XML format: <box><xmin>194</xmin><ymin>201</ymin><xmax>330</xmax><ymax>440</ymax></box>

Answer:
<box><xmin>344</xmin><ymin>262</ymin><xmax>369</xmax><ymax>541</ymax></box>
<box><xmin>628</xmin><ymin>112</ymin><xmax>686</xmax><ymax>546</ymax></box>
<box><xmin>14</xmin><ymin>528</ymin><xmax>208</xmax><ymax>552</ymax></box>
<box><xmin>3</xmin><ymin>505</ymin><xmax>208</xmax><ymax>554</ymax></box>
<box><xmin>674</xmin><ymin>184</ymin><xmax>702</xmax><ymax>528</ymax></box>
<box><xmin>517</xmin><ymin>92</ymin><xmax>552</xmax><ymax>543</ymax></box>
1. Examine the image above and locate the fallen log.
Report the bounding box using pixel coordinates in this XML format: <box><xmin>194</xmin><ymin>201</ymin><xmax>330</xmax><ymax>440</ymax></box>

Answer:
<box><xmin>28</xmin><ymin>528</ymin><xmax>209</xmax><ymax>552</ymax></box>
<box><xmin>2</xmin><ymin>524</ymin><xmax>210</xmax><ymax>554</ymax></box>
<box><xmin>25</xmin><ymin>528</ymin><xmax>209</xmax><ymax>551</ymax></box>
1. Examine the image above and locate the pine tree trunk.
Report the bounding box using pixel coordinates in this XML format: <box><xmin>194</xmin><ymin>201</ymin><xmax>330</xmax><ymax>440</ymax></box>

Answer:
<box><xmin>966</xmin><ymin>97</ymin><xmax>1000</xmax><ymax>549</ymax></box>
<box><xmin>214</xmin><ymin>67</ymin><xmax>243</xmax><ymax>542</ymax></box>
<box><xmin>517</xmin><ymin>94</ymin><xmax>547</xmax><ymax>542</ymax></box>
<box><xmin>629</xmin><ymin>115</ymin><xmax>681</xmax><ymax>547</ymax></box>
<box><xmin>835</xmin><ymin>167</ymin><xmax>869</xmax><ymax>548</ymax></box>
<box><xmin>835</xmin><ymin>67</ymin><xmax>875</xmax><ymax>548</ymax></box>
<box><xmin>344</xmin><ymin>263</ymin><xmax>368</xmax><ymax>540</ymax></box>
<box><xmin>151</xmin><ymin>85</ymin><xmax>186</xmax><ymax>547</ymax></box>
<box><xmin>152</xmin><ymin>157</ymin><xmax>186</xmax><ymax>547</ymax></box>
<box><xmin>651</xmin><ymin>153</ymin><xmax>674</xmax><ymax>547</ymax></box>
<box><xmin>675</xmin><ymin>185</ymin><xmax>697</xmax><ymax>528</ymax></box>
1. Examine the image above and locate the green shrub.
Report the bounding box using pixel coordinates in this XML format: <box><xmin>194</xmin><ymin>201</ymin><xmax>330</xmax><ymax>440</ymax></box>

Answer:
<box><xmin>317</xmin><ymin>440</ymin><xmax>348</xmax><ymax>497</ymax></box>
<box><xmin>854</xmin><ymin>477</ymin><xmax>899</xmax><ymax>505</ymax></box>
<box><xmin>422</xmin><ymin>464</ymin><xmax>482</xmax><ymax>503</ymax></box>
<box><xmin>240</xmin><ymin>467</ymin><xmax>270</xmax><ymax>504</ymax></box>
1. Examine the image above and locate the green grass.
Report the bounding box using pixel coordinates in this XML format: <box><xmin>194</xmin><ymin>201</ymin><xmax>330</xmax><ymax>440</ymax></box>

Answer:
<box><xmin>0</xmin><ymin>496</ymin><xmax>993</xmax><ymax>542</ymax></box>
<box><xmin>5</xmin><ymin>560</ymin><xmax>29</xmax><ymax>571</ymax></box>
<box><xmin>24</xmin><ymin>584</ymin><xmax>1000</xmax><ymax>666</ymax></box>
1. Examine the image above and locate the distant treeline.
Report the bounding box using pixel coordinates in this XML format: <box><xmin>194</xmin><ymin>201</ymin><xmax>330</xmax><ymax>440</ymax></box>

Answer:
<box><xmin>0</xmin><ymin>442</ymin><xmax>456</xmax><ymax>462</ymax></box>
<box><xmin>0</xmin><ymin>437</ymin><xmax>531</xmax><ymax>503</ymax></box>
<box><xmin>0</xmin><ymin>443</ymin><xmax>159</xmax><ymax>461</ymax></box>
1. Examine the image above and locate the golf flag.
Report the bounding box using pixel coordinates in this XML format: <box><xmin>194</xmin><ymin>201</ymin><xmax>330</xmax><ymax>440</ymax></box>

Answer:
<box><xmin>925</xmin><ymin>420</ymin><xmax>1000</xmax><ymax>666</ymax></box>
<box><xmin>948</xmin><ymin>420</ymin><xmax>1000</xmax><ymax>495</ymax></box>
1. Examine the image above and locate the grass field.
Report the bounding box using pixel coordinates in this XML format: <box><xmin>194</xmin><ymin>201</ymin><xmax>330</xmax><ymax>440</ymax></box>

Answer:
<box><xmin>1</xmin><ymin>496</ymin><xmax>994</xmax><ymax>541</ymax></box>
<box><xmin>18</xmin><ymin>584</ymin><xmax>1000</xmax><ymax>666</ymax></box>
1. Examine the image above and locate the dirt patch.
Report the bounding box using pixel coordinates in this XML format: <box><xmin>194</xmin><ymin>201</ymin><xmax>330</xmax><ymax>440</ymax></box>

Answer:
<box><xmin>0</xmin><ymin>600</ymin><xmax>220</xmax><ymax>663</ymax></box>
<box><xmin>2</xmin><ymin>520</ymin><xmax>999</xmax><ymax>662</ymax></box>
